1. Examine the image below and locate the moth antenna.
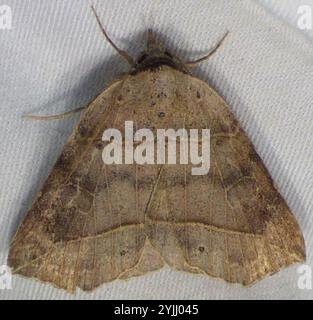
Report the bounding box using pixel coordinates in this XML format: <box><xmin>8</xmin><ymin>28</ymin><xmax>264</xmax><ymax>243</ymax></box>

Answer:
<box><xmin>22</xmin><ymin>106</ymin><xmax>86</xmax><ymax>121</ymax></box>
<box><xmin>91</xmin><ymin>6</ymin><xmax>135</xmax><ymax>66</ymax></box>
<box><xmin>185</xmin><ymin>31</ymin><xmax>229</xmax><ymax>67</ymax></box>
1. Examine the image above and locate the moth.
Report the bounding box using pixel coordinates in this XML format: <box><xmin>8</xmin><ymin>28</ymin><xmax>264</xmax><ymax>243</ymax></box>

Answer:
<box><xmin>8</xmin><ymin>7</ymin><xmax>305</xmax><ymax>292</ymax></box>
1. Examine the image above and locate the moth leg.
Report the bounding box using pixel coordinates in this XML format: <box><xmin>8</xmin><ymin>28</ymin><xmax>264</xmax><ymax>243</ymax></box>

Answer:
<box><xmin>185</xmin><ymin>31</ymin><xmax>229</xmax><ymax>67</ymax></box>
<box><xmin>91</xmin><ymin>6</ymin><xmax>135</xmax><ymax>66</ymax></box>
<box><xmin>22</xmin><ymin>106</ymin><xmax>86</xmax><ymax>121</ymax></box>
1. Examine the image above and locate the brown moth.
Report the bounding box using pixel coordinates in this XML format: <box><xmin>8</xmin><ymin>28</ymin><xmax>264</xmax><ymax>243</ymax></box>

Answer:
<box><xmin>8</xmin><ymin>7</ymin><xmax>305</xmax><ymax>293</ymax></box>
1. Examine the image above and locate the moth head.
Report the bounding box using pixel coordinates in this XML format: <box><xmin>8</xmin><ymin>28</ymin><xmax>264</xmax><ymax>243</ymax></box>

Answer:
<box><xmin>130</xmin><ymin>29</ymin><xmax>190</xmax><ymax>75</ymax></box>
<box><xmin>91</xmin><ymin>6</ymin><xmax>229</xmax><ymax>76</ymax></box>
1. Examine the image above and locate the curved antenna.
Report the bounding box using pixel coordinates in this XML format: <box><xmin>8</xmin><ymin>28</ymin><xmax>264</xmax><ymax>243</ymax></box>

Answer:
<box><xmin>22</xmin><ymin>106</ymin><xmax>88</xmax><ymax>121</ymax></box>
<box><xmin>91</xmin><ymin>6</ymin><xmax>135</xmax><ymax>66</ymax></box>
<box><xmin>185</xmin><ymin>31</ymin><xmax>229</xmax><ymax>66</ymax></box>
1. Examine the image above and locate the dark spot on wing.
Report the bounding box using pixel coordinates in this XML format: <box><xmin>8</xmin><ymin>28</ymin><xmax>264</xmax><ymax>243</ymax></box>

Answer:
<box><xmin>95</xmin><ymin>141</ymin><xmax>104</xmax><ymax>150</ymax></box>
<box><xmin>78</xmin><ymin>124</ymin><xmax>88</xmax><ymax>137</ymax></box>
<box><xmin>198</xmin><ymin>246</ymin><xmax>205</xmax><ymax>253</ymax></box>
<box><xmin>120</xmin><ymin>250</ymin><xmax>127</xmax><ymax>256</ymax></box>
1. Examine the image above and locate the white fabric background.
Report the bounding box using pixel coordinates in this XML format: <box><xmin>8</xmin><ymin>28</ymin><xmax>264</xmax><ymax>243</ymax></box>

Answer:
<box><xmin>0</xmin><ymin>0</ymin><xmax>313</xmax><ymax>300</ymax></box>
